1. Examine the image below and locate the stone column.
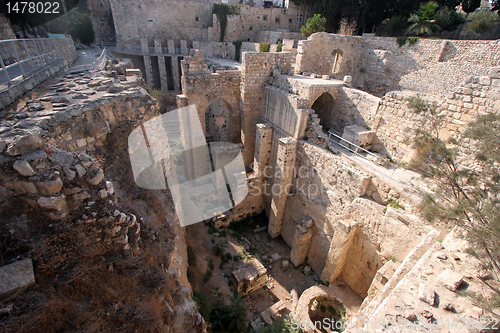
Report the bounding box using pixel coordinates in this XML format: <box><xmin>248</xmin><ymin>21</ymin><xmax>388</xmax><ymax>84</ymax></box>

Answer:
<box><xmin>254</xmin><ymin>123</ymin><xmax>272</xmax><ymax>179</ymax></box>
<box><xmin>154</xmin><ymin>39</ymin><xmax>168</xmax><ymax>91</ymax></box>
<box><xmin>290</xmin><ymin>219</ymin><xmax>315</xmax><ymax>267</ymax></box>
<box><xmin>268</xmin><ymin>137</ymin><xmax>297</xmax><ymax>238</ymax></box>
<box><xmin>167</xmin><ymin>39</ymin><xmax>181</xmax><ymax>91</ymax></box>
<box><xmin>141</xmin><ymin>38</ymin><xmax>154</xmax><ymax>88</ymax></box>
<box><xmin>180</xmin><ymin>40</ymin><xmax>188</xmax><ymax>55</ymax></box>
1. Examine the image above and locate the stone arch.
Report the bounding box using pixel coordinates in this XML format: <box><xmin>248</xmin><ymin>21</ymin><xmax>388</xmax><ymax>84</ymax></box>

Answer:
<box><xmin>311</xmin><ymin>92</ymin><xmax>335</xmax><ymax>131</ymax></box>
<box><xmin>332</xmin><ymin>49</ymin><xmax>343</xmax><ymax>74</ymax></box>
<box><xmin>205</xmin><ymin>98</ymin><xmax>233</xmax><ymax>143</ymax></box>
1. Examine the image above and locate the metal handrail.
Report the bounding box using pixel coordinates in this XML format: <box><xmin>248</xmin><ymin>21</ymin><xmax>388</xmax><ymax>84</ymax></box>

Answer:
<box><xmin>327</xmin><ymin>129</ymin><xmax>416</xmax><ymax>192</ymax></box>
<box><xmin>0</xmin><ymin>37</ymin><xmax>63</xmax><ymax>89</ymax></box>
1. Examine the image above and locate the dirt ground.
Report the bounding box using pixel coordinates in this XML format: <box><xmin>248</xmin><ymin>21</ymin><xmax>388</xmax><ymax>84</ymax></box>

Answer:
<box><xmin>186</xmin><ymin>215</ymin><xmax>322</xmax><ymax>331</ymax></box>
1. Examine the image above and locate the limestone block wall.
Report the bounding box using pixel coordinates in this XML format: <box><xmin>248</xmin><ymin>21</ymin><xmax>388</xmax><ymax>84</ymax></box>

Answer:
<box><xmin>256</xmin><ymin>30</ymin><xmax>304</xmax><ymax>44</ymax></box>
<box><xmin>372</xmin><ymin>70</ymin><xmax>499</xmax><ymax>163</ymax></box>
<box><xmin>109</xmin><ymin>0</ymin><xmax>211</xmax><ymax>45</ymax></box>
<box><xmin>54</xmin><ymin>36</ymin><xmax>78</xmax><ymax>66</ymax></box>
<box><xmin>240</xmin><ymin>51</ymin><xmax>294</xmax><ymax>169</ymax></box>
<box><xmin>358</xmin><ymin>35</ymin><xmax>500</xmax><ymax>95</ymax></box>
<box><xmin>208</xmin><ymin>4</ymin><xmax>310</xmax><ymax>43</ymax></box>
<box><xmin>192</xmin><ymin>41</ymin><xmax>236</xmax><ymax>60</ymax></box>
<box><xmin>181</xmin><ymin>67</ymin><xmax>241</xmax><ymax>143</ymax></box>
<box><xmin>294</xmin><ymin>33</ymin><xmax>364</xmax><ymax>80</ymax></box>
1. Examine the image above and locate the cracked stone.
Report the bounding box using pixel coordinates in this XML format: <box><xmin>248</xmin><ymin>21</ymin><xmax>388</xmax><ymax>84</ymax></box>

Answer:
<box><xmin>13</xmin><ymin>160</ymin><xmax>36</xmax><ymax>176</ymax></box>
<box><xmin>37</xmin><ymin>195</ymin><xmax>67</xmax><ymax>211</ymax></box>
<box><xmin>418</xmin><ymin>283</ymin><xmax>436</xmax><ymax>305</ymax></box>
<box><xmin>37</xmin><ymin>177</ymin><xmax>63</xmax><ymax>196</ymax></box>
<box><xmin>437</xmin><ymin>269</ymin><xmax>463</xmax><ymax>291</ymax></box>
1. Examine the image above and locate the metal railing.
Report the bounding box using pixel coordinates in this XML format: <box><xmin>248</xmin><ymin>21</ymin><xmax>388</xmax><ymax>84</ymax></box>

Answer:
<box><xmin>327</xmin><ymin>129</ymin><xmax>415</xmax><ymax>191</ymax></box>
<box><xmin>0</xmin><ymin>38</ymin><xmax>62</xmax><ymax>89</ymax></box>
<box><xmin>70</xmin><ymin>48</ymin><xmax>109</xmax><ymax>73</ymax></box>
<box><xmin>102</xmin><ymin>42</ymin><xmax>191</xmax><ymax>56</ymax></box>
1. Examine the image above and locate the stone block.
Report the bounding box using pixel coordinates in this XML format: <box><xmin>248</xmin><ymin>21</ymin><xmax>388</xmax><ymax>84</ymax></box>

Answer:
<box><xmin>478</xmin><ymin>76</ymin><xmax>491</xmax><ymax>86</ymax></box>
<box><xmin>13</xmin><ymin>160</ymin><xmax>36</xmax><ymax>176</ymax></box>
<box><xmin>5</xmin><ymin>132</ymin><xmax>43</xmax><ymax>156</ymax></box>
<box><xmin>106</xmin><ymin>181</ymin><xmax>115</xmax><ymax>195</ymax></box>
<box><xmin>87</xmin><ymin>169</ymin><xmax>104</xmax><ymax>185</ymax></box>
<box><xmin>342</xmin><ymin>125</ymin><xmax>374</xmax><ymax>152</ymax></box>
<box><xmin>37</xmin><ymin>195</ymin><xmax>67</xmax><ymax>211</ymax></box>
<box><xmin>0</xmin><ymin>259</ymin><xmax>35</xmax><ymax>298</ymax></box>
<box><xmin>437</xmin><ymin>269</ymin><xmax>463</xmax><ymax>291</ymax></box>
<box><xmin>37</xmin><ymin>177</ymin><xmax>63</xmax><ymax>196</ymax></box>
<box><xmin>418</xmin><ymin>283</ymin><xmax>435</xmax><ymax>305</ymax></box>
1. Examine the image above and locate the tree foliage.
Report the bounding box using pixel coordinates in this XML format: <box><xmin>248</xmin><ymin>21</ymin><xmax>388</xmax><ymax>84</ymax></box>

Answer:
<box><xmin>466</xmin><ymin>10</ymin><xmax>500</xmax><ymax>33</ymax></box>
<box><xmin>406</xmin><ymin>1</ymin><xmax>442</xmax><ymax>36</ymax></box>
<box><xmin>43</xmin><ymin>1</ymin><xmax>94</xmax><ymax>45</ymax></box>
<box><xmin>461</xmin><ymin>0</ymin><xmax>481</xmax><ymax>14</ymax></box>
<box><xmin>493</xmin><ymin>0</ymin><xmax>500</xmax><ymax>17</ymax></box>
<box><xmin>300</xmin><ymin>14</ymin><xmax>326</xmax><ymax>37</ymax></box>
<box><xmin>433</xmin><ymin>7</ymin><xmax>465</xmax><ymax>31</ymax></box>
<box><xmin>209</xmin><ymin>293</ymin><xmax>248</xmax><ymax>332</ymax></box>
<box><xmin>407</xmin><ymin>98</ymin><xmax>500</xmax><ymax>308</ymax></box>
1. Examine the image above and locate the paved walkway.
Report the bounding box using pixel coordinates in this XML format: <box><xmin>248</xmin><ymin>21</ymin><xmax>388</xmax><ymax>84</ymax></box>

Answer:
<box><xmin>71</xmin><ymin>48</ymin><xmax>102</xmax><ymax>67</ymax></box>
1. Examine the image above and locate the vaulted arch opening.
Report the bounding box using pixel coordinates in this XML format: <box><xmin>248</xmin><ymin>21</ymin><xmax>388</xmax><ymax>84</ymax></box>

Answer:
<box><xmin>205</xmin><ymin>99</ymin><xmax>233</xmax><ymax>143</ymax></box>
<box><xmin>311</xmin><ymin>92</ymin><xmax>335</xmax><ymax>131</ymax></box>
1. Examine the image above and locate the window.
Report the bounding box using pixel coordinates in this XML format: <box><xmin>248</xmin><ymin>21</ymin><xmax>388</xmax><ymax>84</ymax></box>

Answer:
<box><xmin>289</xmin><ymin>18</ymin><xmax>293</xmax><ymax>23</ymax></box>
<box><xmin>263</xmin><ymin>15</ymin><xmax>268</xmax><ymax>21</ymax></box>
<box><xmin>275</xmin><ymin>16</ymin><xmax>280</xmax><ymax>23</ymax></box>
<box><xmin>195</xmin><ymin>16</ymin><xmax>199</xmax><ymax>21</ymax></box>
<box><xmin>332</xmin><ymin>49</ymin><xmax>343</xmax><ymax>74</ymax></box>
<box><xmin>296</xmin><ymin>15</ymin><xmax>303</xmax><ymax>23</ymax></box>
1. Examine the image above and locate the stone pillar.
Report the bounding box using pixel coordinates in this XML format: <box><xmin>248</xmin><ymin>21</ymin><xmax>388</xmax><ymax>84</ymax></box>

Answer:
<box><xmin>154</xmin><ymin>39</ymin><xmax>168</xmax><ymax>91</ymax></box>
<box><xmin>167</xmin><ymin>39</ymin><xmax>175</xmax><ymax>55</ymax></box>
<box><xmin>171</xmin><ymin>57</ymin><xmax>181</xmax><ymax>91</ymax></box>
<box><xmin>254</xmin><ymin>123</ymin><xmax>272</xmax><ymax>178</ymax></box>
<box><xmin>141</xmin><ymin>38</ymin><xmax>154</xmax><ymax>88</ymax></box>
<box><xmin>268</xmin><ymin>137</ymin><xmax>297</xmax><ymax>238</ymax></box>
<box><xmin>180</xmin><ymin>40</ymin><xmax>188</xmax><ymax>55</ymax></box>
<box><xmin>290</xmin><ymin>219</ymin><xmax>315</xmax><ymax>267</ymax></box>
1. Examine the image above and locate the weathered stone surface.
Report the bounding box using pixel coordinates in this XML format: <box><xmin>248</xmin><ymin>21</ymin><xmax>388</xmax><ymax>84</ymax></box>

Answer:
<box><xmin>37</xmin><ymin>177</ymin><xmax>63</xmax><ymax>196</ymax></box>
<box><xmin>13</xmin><ymin>160</ymin><xmax>36</xmax><ymax>176</ymax></box>
<box><xmin>87</xmin><ymin>169</ymin><xmax>104</xmax><ymax>185</ymax></box>
<box><xmin>106</xmin><ymin>181</ymin><xmax>114</xmax><ymax>195</ymax></box>
<box><xmin>26</xmin><ymin>100</ymin><xmax>44</xmax><ymax>112</ymax></box>
<box><xmin>63</xmin><ymin>167</ymin><xmax>76</xmax><ymax>181</ymax></box>
<box><xmin>37</xmin><ymin>195</ymin><xmax>67</xmax><ymax>211</ymax></box>
<box><xmin>418</xmin><ymin>283</ymin><xmax>435</xmax><ymax>305</ymax></box>
<box><xmin>75</xmin><ymin>164</ymin><xmax>86</xmax><ymax>178</ymax></box>
<box><xmin>437</xmin><ymin>269</ymin><xmax>463</xmax><ymax>291</ymax></box>
<box><xmin>5</xmin><ymin>133</ymin><xmax>43</xmax><ymax>156</ymax></box>
<box><xmin>72</xmin><ymin>190</ymin><xmax>91</xmax><ymax>201</ymax></box>
<box><xmin>0</xmin><ymin>259</ymin><xmax>35</xmax><ymax>298</ymax></box>
<box><xmin>48</xmin><ymin>148</ymin><xmax>76</xmax><ymax>166</ymax></box>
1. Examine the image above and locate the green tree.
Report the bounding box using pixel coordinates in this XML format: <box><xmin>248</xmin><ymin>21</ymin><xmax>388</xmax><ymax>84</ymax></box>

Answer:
<box><xmin>466</xmin><ymin>10</ymin><xmax>500</xmax><ymax>33</ymax></box>
<box><xmin>406</xmin><ymin>1</ymin><xmax>442</xmax><ymax>36</ymax></box>
<box><xmin>406</xmin><ymin>98</ymin><xmax>500</xmax><ymax>312</ymax></box>
<box><xmin>492</xmin><ymin>0</ymin><xmax>500</xmax><ymax>17</ymax></box>
<box><xmin>300</xmin><ymin>14</ymin><xmax>326</xmax><ymax>37</ymax></box>
<box><xmin>258</xmin><ymin>315</ymin><xmax>303</xmax><ymax>332</ymax></box>
<box><xmin>209</xmin><ymin>293</ymin><xmax>248</xmax><ymax>332</ymax></box>
<box><xmin>461</xmin><ymin>0</ymin><xmax>481</xmax><ymax>18</ymax></box>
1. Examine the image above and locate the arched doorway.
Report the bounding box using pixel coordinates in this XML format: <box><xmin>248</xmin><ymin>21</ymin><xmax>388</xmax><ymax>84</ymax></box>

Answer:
<box><xmin>311</xmin><ymin>92</ymin><xmax>335</xmax><ymax>131</ymax></box>
<box><xmin>205</xmin><ymin>99</ymin><xmax>233</xmax><ymax>142</ymax></box>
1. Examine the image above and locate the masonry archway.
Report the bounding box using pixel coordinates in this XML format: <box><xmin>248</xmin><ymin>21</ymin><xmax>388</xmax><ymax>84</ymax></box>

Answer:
<box><xmin>311</xmin><ymin>92</ymin><xmax>335</xmax><ymax>131</ymax></box>
<box><xmin>205</xmin><ymin>99</ymin><xmax>233</xmax><ymax>143</ymax></box>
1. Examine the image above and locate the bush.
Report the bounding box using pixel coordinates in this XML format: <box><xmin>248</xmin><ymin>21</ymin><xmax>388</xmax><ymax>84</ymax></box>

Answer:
<box><xmin>300</xmin><ymin>14</ymin><xmax>326</xmax><ymax>37</ymax></box>
<box><xmin>466</xmin><ymin>10</ymin><xmax>499</xmax><ymax>33</ymax></box>
<box><xmin>276</xmin><ymin>43</ymin><xmax>283</xmax><ymax>52</ymax></box>
<box><xmin>187</xmin><ymin>245</ymin><xmax>197</xmax><ymax>267</ymax></box>
<box><xmin>192</xmin><ymin>290</ymin><xmax>211</xmax><ymax>323</ymax></box>
<box><xmin>260</xmin><ymin>42</ymin><xmax>271</xmax><ymax>52</ymax></box>
<box><xmin>434</xmin><ymin>7</ymin><xmax>465</xmax><ymax>31</ymax></box>
<box><xmin>203</xmin><ymin>269</ymin><xmax>213</xmax><ymax>283</ymax></box>
<box><xmin>208</xmin><ymin>258</ymin><xmax>214</xmax><ymax>271</ymax></box>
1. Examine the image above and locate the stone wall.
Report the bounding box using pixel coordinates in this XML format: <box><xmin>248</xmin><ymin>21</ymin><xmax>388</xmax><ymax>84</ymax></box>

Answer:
<box><xmin>208</xmin><ymin>4</ymin><xmax>310</xmax><ymax>43</ymax></box>
<box><xmin>372</xmin><ymin>69</ymin><xmax>499</xmax><ymax>163</ymax></box>
<box><xmin>294</xmin><ymin>33</ymin><xmax>364</xmax><ymax>80</ymax></box>
<box><xmin>256</xmin><ymin>30</ymin><xmax>304</xmax><ymax>44</ymax></box>
<box><xmin>240</xmin><ymin>51</ymin><xmax>294</xmax><ymax>169</ymax></box>
<box><xmin>54</xmin><ymin>36</ymin><xmax>78</xmax><ymax>66</ymax></box>
<box><xmin>357</xmin><ymin>35</ymin><xmax>500</xmax><ymax>96</ymax></box>
<box><xmin>87</xmin><ymin>0</ymin><xmax>116</xmax><ymax>43</ymax></box>
<box><xmin>193</xmin><ymin>41</ymin><xmax>236</xmax><ymax>60</ymax></box>
<box><xmin>0</xmin><ymin>13</ymin><xmax>15</xmax><ymax>40</ymax></box>
<box><xmin>109</xmin><ymin>0</ymin><xmax>211</xmax><ymax>45</ymax></box>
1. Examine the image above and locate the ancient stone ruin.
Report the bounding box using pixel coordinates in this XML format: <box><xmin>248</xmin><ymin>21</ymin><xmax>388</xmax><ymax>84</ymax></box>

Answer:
<box><xmin>0</xmin><ymin>4</ymin><xmax>499</xmax><ymax>332</ymax></box>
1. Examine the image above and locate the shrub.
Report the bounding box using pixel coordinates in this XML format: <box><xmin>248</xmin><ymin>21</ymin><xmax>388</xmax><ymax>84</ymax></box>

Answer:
<box><xmin>208</xmin><ymin>258</ymin><xmax>215</xmax><ymax>270</ymax></box>
<box><xmin>187</xmin><ymin>245</ymin><xmax>197</xmax><ymax>267</ymax></box>
<box><xmin>260</xmin><ymin>42</ymin><xmax>271</xmax><ymax>52</ymax></box>
<box><xmin>466</xmin><ymin>10</ymin><xmax>499</xmax><ymax>33</ymax></box>
<box><xmin>434</xmin><ymin>7</ymin><xmax>465</xmax><ymax>31</ymax></box>
<box><xmin>276</xmin><ymin>43</ymin><xmax>283</xmax><ymax>52</ymax></box>
<box><xmin>203</xmin><ymin>269</ymin><xmax>213</xmax><ymax>283</ymax></box>
<box><xmin>300</xmin><ymin>14</ymin><xmax>326</xmax><ymax>37</ymax></box>
<box><xmin>192</xmin><ymin>290</ymin><xmax>211</xmax><ymax>323</ymax></box>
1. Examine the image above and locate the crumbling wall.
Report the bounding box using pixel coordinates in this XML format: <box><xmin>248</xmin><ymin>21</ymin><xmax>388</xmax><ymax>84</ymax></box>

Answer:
<box><xmin>358</xmin><ymin>35</ymin><xmax>500</xmax><ymax>95</ymax></box>
<box><xmin>372</xmin><ymin>69</ymin><xmax>499</xmax><ymax>163</ymax></box>
<box><xmin>294</xmin><ymin>33</ymin><xmax>364</xmax><ymax>80</ymax></box>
